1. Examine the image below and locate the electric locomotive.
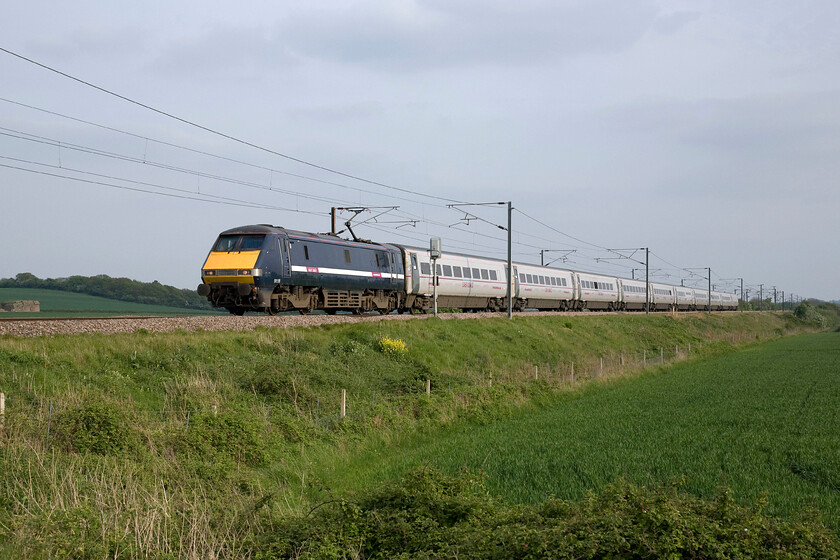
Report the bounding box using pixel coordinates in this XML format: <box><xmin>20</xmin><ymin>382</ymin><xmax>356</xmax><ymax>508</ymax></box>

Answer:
<box><xmin>197</xmin><ymin>225</ymin><xmax>405</xmax><ymax>315</ymax></box>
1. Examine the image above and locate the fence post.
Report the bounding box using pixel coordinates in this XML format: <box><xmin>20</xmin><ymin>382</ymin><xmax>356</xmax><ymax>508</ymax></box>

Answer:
<box><xmin>571</xmin><ymin>362</ymin><xmax>575</xmax><ymax>383</ymax></box>
<box><xmin>535</xmin><ymin>366</ymin><xmax>538</xmax><ymax>380</ymax></box>
<box><xmin>0</xmin><ymin>392</ymin><xmax>4</xmax><ymax>429</ymax></box>
<box><xmin>643</xmin><ymin>350</ymin><xmax>646</xmax><ymax>366</ymax></box>
<box><xmin>186</xmin><ymin>410</ymin><xmax>191</xmax><ymax>429</ymax></box>
<box><xmin>46</xmin><ymin>402</ymin><xmax>53</xmax><ymax>443</ymax></box>
<box><xmin>660</xmin><ymin>348</ymin><xmax>664</xmax><ymax>363</ymax></box>
<box><xmin>212</xmin><ymin>404</ymin><xmax>218</xmax><ymax>416</ymax></box>
<box><xmin>426</xmin><ymin>379</ymin><xmax>431</xmax><ymax>396</ymax></box>
<box><xmin>341</xmin><ymin>389</ymin><xmax>346</xmax><ymax>420</ymax></box>
<box><xmin>688</xmin><ymin>342</ymin><xmax>691</xmax><ymax>354</ymax></box>
<box><xmin>599</xmin><ymin>357</ymin><xmax>603</xmax><ymax>377</ymax></box>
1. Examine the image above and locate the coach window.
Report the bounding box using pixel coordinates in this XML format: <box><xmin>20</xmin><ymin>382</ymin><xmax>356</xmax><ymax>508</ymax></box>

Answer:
<box><xmin>472</xmin><ymin>268</ymin><xmax>480</xmax><ymax>279</ymax></box>
<box><xmin>481</xmin><ymin>269</ymin><xmax>489</xmax><ymax>280</ymax></box>
<box><xmin>526</xmin><ymin>274</ymin><xmax>533</xmax><ymax>283</ymax></box>
<box><xmin>421</xmin><ymin>262</ymin><xmax>430</xmax><ymax>275</ymax></box>
<box><xmin>519</xmin><ymin>273</ymin><xmax>525</xmax><ymax>283</ymax></box>
<box><xmin>453</xmin><ymin>266</ymin><xmax>462</xmax><ymax>277</ymax></box>
<box><xmin>550</xmin><ymin>277</ymin><xmax>556</xmax><ymax>286</ymax></box>
<box><xmin>489</xmin><ymin>270</ymin><xmax>498</xmax><ymax>281</ymax></box>
<box><xmin>463</xmin><ymin>268</ymin><xmax>472</xmax><ymax>279</ymax></box>
<box><xmin>436</xmin><ymin>264</ymin><xmax>442</xmax><ymax>276</ymax></box>
<box><xmin>344</xmin><ymin>249</ymin><xmax>351</xmax><ymax>263</ymax></box>
<box><xmin>304</xmin><ymin>245</ymin><xmax>310</xmax><ymax>260</ymax></box>
<box><xmin>443</xmin><ymin>265</ymin><xmax>452</xmax><ymax>277</ymax></box>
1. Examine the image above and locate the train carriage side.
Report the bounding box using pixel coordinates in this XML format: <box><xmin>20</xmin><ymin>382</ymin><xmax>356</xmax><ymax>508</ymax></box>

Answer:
<box><xmin>395</xmin><ymin>246</ymin><xmax>508</xmax><ymax>312</ymax></box>
<box><xmin>515</xmin><ymin>263</ymin><xmax>576</xmax><ymax>311</ymax></box>
<box><xmin>575</xmin><ymin>272</ymin><xmax>621</xmax><ymax>311</ymax></box>
<box><xmin>694</xmin><ymin>289</ymin><xmax>710</xmax><ymax>311</ymax></box>
<box><xmin>676</xmin><ymin>287</ymin><xmax>695</xmax><ymax>311</ymax></box>
<box><xmin>649</xmin><ymin>283</ymin><xmax>676</xmax><ymax>312</ymax></box>
<box><xmin>620</xmin><ymin>278</ymin><xmax>648</xmax><ymax>311</ymax></box>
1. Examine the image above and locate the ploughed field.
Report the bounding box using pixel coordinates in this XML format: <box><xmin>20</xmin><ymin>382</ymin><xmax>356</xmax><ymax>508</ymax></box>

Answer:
<box><xmin>318</xmin><ymin>331</ymin><xmax>840</xmax><ymax>523</ymax></box>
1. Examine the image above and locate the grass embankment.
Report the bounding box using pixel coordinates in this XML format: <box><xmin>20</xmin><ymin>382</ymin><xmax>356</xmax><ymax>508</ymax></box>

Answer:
<box><xmin>0</xmin><ymin>288</ymin><xmax>220</xmax><ymax>317</ymax></box>
<box><xmin>0</xmin><ymin>311</ymin><xmax>833</xmax><ymax>558</ymax></box>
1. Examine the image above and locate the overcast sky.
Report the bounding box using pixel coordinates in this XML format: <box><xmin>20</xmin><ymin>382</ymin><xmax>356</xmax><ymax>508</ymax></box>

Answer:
<box><xmin>2</xmin><ymin>1</ymin><xmax>838</xmax><ymax>301</ymax></box>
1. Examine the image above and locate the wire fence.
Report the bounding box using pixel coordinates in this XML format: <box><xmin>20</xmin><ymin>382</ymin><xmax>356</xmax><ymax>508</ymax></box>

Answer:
<box><xmin>0</xmin><ymin>342</ymin><xmax>707</xmax><ymax>444</ymax></box>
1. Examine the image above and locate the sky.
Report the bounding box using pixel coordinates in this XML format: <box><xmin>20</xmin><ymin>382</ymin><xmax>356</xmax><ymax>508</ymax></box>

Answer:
<box><xmin>1</xmin><ymin>0</ymin><xmax>838</xmax><ymax>301</ymax></box>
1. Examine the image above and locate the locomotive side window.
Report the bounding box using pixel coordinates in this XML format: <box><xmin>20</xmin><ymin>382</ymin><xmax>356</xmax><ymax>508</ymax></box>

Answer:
<box><xmin>304</xmin><ymin>245</ymin><xmax>310</xmax><ymax>260</ymax></box>
<box><xmin>375</xmin><ymin>254</ymin><xmax>381</xmax><ymax>267</ymax></box>
<box><xmin>421</xmin><ymin>262</ymin><xmax>430</xmax><ymax>275</ymax></box>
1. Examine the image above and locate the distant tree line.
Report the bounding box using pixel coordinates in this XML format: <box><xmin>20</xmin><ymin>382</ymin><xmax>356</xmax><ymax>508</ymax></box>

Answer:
<box><xmin>0</xmin><ymin>273</ymin><xmax>213</xmax><ymax>310</ymax></box>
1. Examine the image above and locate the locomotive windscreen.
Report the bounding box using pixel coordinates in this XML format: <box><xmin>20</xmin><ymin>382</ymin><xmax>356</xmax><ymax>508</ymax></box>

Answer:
<box><xmin>213</xmin><ymin>235</ymin><xmax>265</xmax><ymax>252</ymax></box>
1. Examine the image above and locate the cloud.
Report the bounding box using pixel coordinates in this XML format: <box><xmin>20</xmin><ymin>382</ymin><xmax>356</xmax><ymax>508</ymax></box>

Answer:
<box><xmin>652</xmin><ymin>10</ymin><xmax>701</xmax><ymax>35</ymax></box>
<box><xmin>270</xmin><ymin>0</ymin><xmax>659</xmax><ymax>71</ymax></box>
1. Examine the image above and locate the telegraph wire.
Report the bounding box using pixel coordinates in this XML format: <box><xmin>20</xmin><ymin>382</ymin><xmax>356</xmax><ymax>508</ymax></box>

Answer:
<box><xmin>0</xmin><ymin>47</ymin><xmax>463</xmax><ymax>204</ymax></box>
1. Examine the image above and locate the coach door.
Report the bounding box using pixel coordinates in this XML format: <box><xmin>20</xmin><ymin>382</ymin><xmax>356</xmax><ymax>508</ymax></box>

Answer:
<box><xmin>279</xmin><ymin>238</ymin><xmax>291</xmax><ymax>278</ymax></box>
<box><xmin>410</xmin><ymin>253</ymin><xmax>420</xmax><ymax>294</ymax></box>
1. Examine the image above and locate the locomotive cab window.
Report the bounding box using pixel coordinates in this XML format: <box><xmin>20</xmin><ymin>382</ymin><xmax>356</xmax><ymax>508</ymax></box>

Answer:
<box><xmin>213</xmin><ymin>234</ymin><xmax>265</xmax><ymax>252</ymax></box>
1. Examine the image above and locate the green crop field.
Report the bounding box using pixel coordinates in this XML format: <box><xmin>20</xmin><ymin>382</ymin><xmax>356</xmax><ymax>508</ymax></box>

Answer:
<box><xmin>1</xmin><ymin>311</ymin><xmax>837</xmax><ymax>558</ymax></box>
<box><xmin>319</xmin><ymin>332</ymin><xmax>840</xmax><ymax>523</ymax></box>
<box><xmin>0</xmin><ymin>288</ymin><xmax>219</xmax><ymax>317</ymax></box>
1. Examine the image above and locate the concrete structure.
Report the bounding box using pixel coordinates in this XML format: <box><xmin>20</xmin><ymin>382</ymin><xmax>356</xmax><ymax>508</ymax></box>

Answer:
<box><xmin>0</xmin><ymin>300</ymin><xmax>40</xmax><ymax>312</ymax></box>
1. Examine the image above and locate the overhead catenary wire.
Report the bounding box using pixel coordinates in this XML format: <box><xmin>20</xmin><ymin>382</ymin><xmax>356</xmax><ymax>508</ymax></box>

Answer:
<box><xmin>0</xmin><ymin>47</ymin><xmax>464</xmax><ymax>204</ymax></box>
<box><xmin>0</xmin><ymin>97</ymin><xmax>450</xmax><ymax>207</ymax></box>
<box><xmin>0</xmin><ymin>161</ymin><xmax>325</xmax><ymax>215</ymax></box>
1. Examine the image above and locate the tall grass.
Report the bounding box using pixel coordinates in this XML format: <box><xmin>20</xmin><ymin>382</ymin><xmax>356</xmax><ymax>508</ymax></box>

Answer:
<box><xmin>0</xmin><ymin>312</ymin><xmax>823</xmax><ymax>557</ymax></box>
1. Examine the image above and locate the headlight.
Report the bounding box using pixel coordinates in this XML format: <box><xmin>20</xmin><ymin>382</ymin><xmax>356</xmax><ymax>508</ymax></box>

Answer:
<box><xmin>203</xmin><ymin>270</ymin><xmax>215</xmax><ymax>276</ymax></box>
<box><xmin>239</xmin><ymin>269</ymin><xmax>251</xmax><ymax>276</ymax></box>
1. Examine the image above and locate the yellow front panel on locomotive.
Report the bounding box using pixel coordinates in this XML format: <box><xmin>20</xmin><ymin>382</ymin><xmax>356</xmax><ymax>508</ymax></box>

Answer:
<box><xmin>202</xmin><ymin>250</ymin><xmax>261</xmax><ymax>283</ymax></box>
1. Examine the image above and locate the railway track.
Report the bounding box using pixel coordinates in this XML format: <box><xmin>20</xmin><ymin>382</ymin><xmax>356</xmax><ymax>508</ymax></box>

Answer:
<box><xmin>0</xmin><ymin>310</ymin><xmax>725</xmax><ymax>338</ymax></box>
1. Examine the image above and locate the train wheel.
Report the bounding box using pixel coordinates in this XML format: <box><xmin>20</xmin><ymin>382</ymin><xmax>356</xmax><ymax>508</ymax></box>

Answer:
<box><xmin>266</xmin><ymin>305</ymin><xmax>278</xmax><ymax>316</ymax></box>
